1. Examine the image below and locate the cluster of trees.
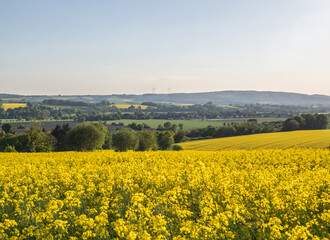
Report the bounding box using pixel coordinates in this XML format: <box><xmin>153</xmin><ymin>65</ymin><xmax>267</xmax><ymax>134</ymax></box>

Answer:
<box><xmin>282</xmin><ymin>114</ymin><xmax>329</xmax><ymax>131</ymax></box>
<box><xmin>0</xmin><ymin>124</ymin><xmax>55</xmax><ymax>152</ymax></box>
<box><xmin>141</xmin><ymin>102</ymin><xmax>330</xmax><ymax>115</ymax></box>
<box><xmin>186</xmin><ymin>120</ymin><xmax>278</xmax><ymax>139</ymax></box>
<box><xmin>0</xmin><ymin>122</ymin><xmax>109</xmax><ymax>152</ymax></box>
<box><xmin>0</xmin><ymin>122</ymin><xmax>182</xmax><ymax>153</ymax></box>
<box><xmin>42</xmin><ymin>99</ymin><xmax>112</xmax><ymax>107</ymax></box>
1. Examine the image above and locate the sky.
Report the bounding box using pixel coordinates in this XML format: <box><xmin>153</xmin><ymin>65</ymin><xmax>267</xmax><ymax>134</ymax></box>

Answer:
<box><xmin>1</xmin><ymin>0</ymin><xmax>330</xmax><ymax>96</ymax></box>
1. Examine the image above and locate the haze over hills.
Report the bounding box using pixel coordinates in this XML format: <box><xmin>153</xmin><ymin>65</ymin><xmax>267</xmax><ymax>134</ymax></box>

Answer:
<box><xmin>1</xmin><ymin>90</ymin><xmax>330</xmax><ymax>106</ymax></box>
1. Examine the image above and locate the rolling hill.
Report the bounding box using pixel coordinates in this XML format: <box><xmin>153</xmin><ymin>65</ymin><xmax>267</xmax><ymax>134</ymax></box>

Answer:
<box><xmin>1</xmin><ymin>90</ymin><xmax>330</xmax><ymax>106</ymax></box>
<box><xmin>179</xmin><ymin>130</ymin><xmax>330</xmax><ymax>150</ymax></box>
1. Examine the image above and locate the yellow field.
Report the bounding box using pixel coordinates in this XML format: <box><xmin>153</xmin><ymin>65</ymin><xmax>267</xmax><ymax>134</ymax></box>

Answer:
<box><xmin>1</xmin><ymin>103</ymin><xmax>27</xmax><ymax>111</ymax></box>
<box><xmin>0</xmin><ymin>149</ymin><xmax>329</xmax><ymax>239</ymax></box>
<box><xmin>109</xmin><ymin>104</ymin><xmax>151</xmax><ymax>110</ymax></box>
<box><xmin>180</xmin><ymin>130</ymin><xmax>330</xmax><ymax>151</ymax></box>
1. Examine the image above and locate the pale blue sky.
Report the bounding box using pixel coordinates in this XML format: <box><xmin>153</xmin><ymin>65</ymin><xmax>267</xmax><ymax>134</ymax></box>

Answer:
<box><xmin>1</xmin><ymin>0</ymin><xmax>330</xmax><ymax>95</ymax></box>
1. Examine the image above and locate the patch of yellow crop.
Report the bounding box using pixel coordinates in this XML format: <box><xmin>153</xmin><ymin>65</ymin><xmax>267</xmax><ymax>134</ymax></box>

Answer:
<box><xmin>1</xmin><ymin>103</ymin><xmax>27</xmax><ymax>111</ymax></box>
<box><xmin>180</xmin><ymin>129</ymin><xmax>330</xmax><ymax>150</ymax></box>
<box><xmin>0</xmin><ymin>149</ymin><xmax>329</xmax><ymax>239</ymax></box>
<box><xmin>109</xmin><ymin>104</ymin><xmax>151</xmax><ymax>110</ymax></box>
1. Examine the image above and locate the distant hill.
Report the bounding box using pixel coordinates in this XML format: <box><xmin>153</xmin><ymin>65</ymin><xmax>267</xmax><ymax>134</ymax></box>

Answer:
<box><xmin>1</xmin><ymin>91</ymin><xmax>330</xmax><ymax>106</ymax></box>
<box><xmin>129</xmin><ymin>91</ymin><xmax>330</xmax><ymax>106</ymax></box>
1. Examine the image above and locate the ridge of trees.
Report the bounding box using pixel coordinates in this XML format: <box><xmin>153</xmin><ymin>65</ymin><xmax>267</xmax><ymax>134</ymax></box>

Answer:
<box><xmin>0</xmin><ymin>114</ymin><xmax>328</xmax><ymax>153</ymax></box>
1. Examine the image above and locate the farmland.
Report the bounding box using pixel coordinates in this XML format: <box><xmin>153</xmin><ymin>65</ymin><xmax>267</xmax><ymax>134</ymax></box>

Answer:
<box><xmin>109</xmin><ymin>104</ymin><xmax>151</xmax><ymax>110</ymax></box>
<box><xmin>180</xmin><ymin>129</ymin><xmax>330</xmax><ymax>150</ymax></box>
<box><xmin>0</xmin><ymin>149</ymin><xmax>329</xmax><ymax>239</ymax></box>
<box><xmin>106</xmin><ymin>118</ymin><xmax>283</xmax><ymax>130</ymax></box>
<box><xmin>1</xmin><ymin>103</ymin><xmax>27</xmax><ymax>111</ymax></box>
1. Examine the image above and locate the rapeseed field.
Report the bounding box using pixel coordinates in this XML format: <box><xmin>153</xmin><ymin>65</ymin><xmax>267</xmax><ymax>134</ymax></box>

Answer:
<box><xmin>180</xmin><ymin>130</ymin><xmax>330</xmax><ymax>150</ymax></box>
<box><xmin>1</xmin><ymin>103</ymin><xmax>27</xmax><ymax>111</ymax></box>
<box><xmin>0</xmin><ymin>149</ymin><xmax>329</xmax><ymax>239</ymax></box>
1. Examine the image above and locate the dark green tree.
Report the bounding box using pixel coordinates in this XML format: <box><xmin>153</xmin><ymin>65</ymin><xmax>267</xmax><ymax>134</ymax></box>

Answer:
<box><xmin>2</xmin><ymin>123</ymin><xmax>13</xmax><ymax>134</ymax></box>
<box><xmin>137</xmin><ymin>131</ymin><xmax>157</xmax><ymax>151</ymax></box>
<box><xmin>282</xmin><ymin>119</ymin><xmax>300</xmax><ymax>131</ymax></box>
<box><xmin>163</xmin><ymin>122</ymin><xmax>172</xmax><ymax>130</ymax></box>
<box><xmin>171</xmin><ymin>124</ymin><xmax>178</xmax><ymax>132</ymax></box>
<box><xmin>157</xmin><ymin>131</ymin><xmax>174</xmax><ymax>150</ymax></box>
<box><xmin>172</xmin><ymin>145</ymin><xmax>183</xmax><ymax>151</ymax></box>
<box><xmin>157</xmin><ymin>124</ymin><xmax>164</xmax><ymax>131</ymax></box>
<box><xmin>201</xmin><ymin>126</ymin><xmax>217</xmax><ymax>137</ymax></box>
<box><xmin>65</xmin><ymin>122</ymin><xmax>108</xmax><ymax>151</ymax></box>
<box><xmin>25</xmin><ymin>124</ymin><xmax>55</xmax><ymax>152</ymax></box>
<box><xmin>51</xmin><ymin>123</ymin><xmax>71</xmax><ymax>151</ymax></box>
<box><xmin>112</xmin><ymin>128</ymin><xmax>139</xmax><ymax>152</ymax></box>
<box><xmin>102</xmin><ymin>131</ymin><xmax>112</xmax><ymax>150</ymax></box>
<box><xmin>293</xmin><ymin>116</ymin><xmax>306</xmax><ymax>129</ymax></box>
<box><xmin>301</xmin><ymin>114</ymin><xmax>316</xmax><ymax>129</ymax></box>
<box><xmin>174</xmin><ymin>130</ymin><xmax>187</xmax><ymax>143</ymax></box>
<box><xmin>316</xmin><ymin>114</ymin><xmax>329</xmax><ymax>129</ymax></box>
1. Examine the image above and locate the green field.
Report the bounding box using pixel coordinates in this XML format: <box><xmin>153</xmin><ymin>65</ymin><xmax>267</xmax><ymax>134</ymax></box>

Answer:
<box><xmin>106</xmin><ymin>118</ymin><xmax>284</xmax><ymax>130</ymax></box>
<box><xmin>180</xmin><ymin>129</ymin><xmax>330</xmax><ymax>150</ymax></box>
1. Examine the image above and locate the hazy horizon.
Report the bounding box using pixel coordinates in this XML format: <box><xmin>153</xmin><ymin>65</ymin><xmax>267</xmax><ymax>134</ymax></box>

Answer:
<box><xmin>1</xmin><ymin>0</ymin><xmax>330</xmax><ymax>95</ymax></box>
<box><xmin>2</xmin><ymin>89</ymin><xmax>330</xmax><ymax>97</ymax></box>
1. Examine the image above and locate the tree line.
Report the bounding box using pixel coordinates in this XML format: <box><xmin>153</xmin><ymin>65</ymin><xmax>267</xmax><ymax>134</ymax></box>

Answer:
<box><xmin>0</xmin><ymin>114</ymin><xmax>328</xmax><ymax>153</ymax></box>
<box><xmin>0</xmin><ymin>122</ymin><xmax>181</xmax><ymax>152</ymax></box>
<box><xmin>282</xmin><ymin>114</ymin><xmax>328</xmax><ymax>131</ymax></box>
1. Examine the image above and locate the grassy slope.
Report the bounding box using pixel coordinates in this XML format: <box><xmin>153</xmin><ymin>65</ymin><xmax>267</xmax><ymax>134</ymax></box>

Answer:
<box><xmin>179</xmin><ymin>130</ymin><xmax>330</xmax><ymax>150</ymax></box>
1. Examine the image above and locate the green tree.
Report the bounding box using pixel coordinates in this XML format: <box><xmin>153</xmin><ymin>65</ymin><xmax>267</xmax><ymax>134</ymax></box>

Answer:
<box><xmin>157</xmin><ymin>131</ymin><xmax>174</xmax><ymax>150</ymax></box>
<box><xmin>262</xmin><ymin>124</ymin><xmax>275</xmax><ymax>133</ymax></box>
<box><xmin>316</xmin><ymin>114</ymin><xmax>329</xmax><ymax>129</ymax></box>
<box><xmin>202</xmin><ymin>125</ymin><xmax>217</xmax><ymax>137</ymax></box>
<box><xmin>4</xmin><ymin>145</ymin><xmax>17</xmax><ymax>152</ymax></box>
<box><xmin>282</xmin><ymin>119</ymin><xmax>300</xmax><ymax>131</ymax></box>
<box><xmin>174</xmin><ymin>130</ymin><xmax>187</xmax><ymax>143</ymax></box>
<box><xmin>293</xmin><ymin>116</ymin><xmax>306</xmax><ymax>129</ymax></box>
<box><xmin>172</xmin><ymin>145</ymin><xmax>183</xmax><ymax>151</ymax></box>
<box><xmin>25</xmin><ymin>124</ymin><xmax>55</xmax><ymax>152</ymax></box>
<box><xmin>163</xmin><ymin>122</ymin><xmax>172</xmax><ymax>130</ymax></box>
<box><xmin>112</xmin><ymin>128</ymin><xmax>139</xmax><ymax>152</ymax></box>
<box><xmin>157</xmin><ymin>124</ymin><xmax>164</xmax><ymax>131</ymax></box>
<box><xmin>137</xmin><ymin>131</ymin><xmax>157</xmax><ymax>151</ymax></box>
<box><xmin>102</xmin><ymin>131</ymin><xmax>112</xmax><ymax>150</ymax></box>
<box><xmin>65</xmin><ymin>122</ymin><xmax>108</xmax><ymax>151</ymax></box>
<box><xmin>51</xmin><ymin>123</ymin><xmax>71</xmax><ymax>151</ymax></box>
<box><xmin>301</xmin><ymin>114</ymin><xmax>316</xmax><ymax>129</ymax></box>
<box><xmin>2</xmin><ymin>123</ymin><xmax>13</xmax><ymax>134</ymax></box>
<box><xmin>171</xmin><ymin>124</ymin><xmax>178</xmax><ymax>132</ymax></box>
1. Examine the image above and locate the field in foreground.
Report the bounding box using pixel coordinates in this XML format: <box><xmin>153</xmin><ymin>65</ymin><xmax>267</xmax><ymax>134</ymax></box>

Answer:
<box><xmin>0</xmin><ymin>150</ymin><xmax>329</xmax><ymax>239</ymax></box>
<box><xmin>180</xmin><ymin>130</ymin><xmax>330</xmax><ymax>151</ymax></box>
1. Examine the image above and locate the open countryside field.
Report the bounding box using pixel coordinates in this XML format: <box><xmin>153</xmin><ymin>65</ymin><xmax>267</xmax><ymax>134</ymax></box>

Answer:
<box><xmin>106</xmin><ymin>119</ymin><xmax>227</xmax><ymax>129</ymax></box>
<box><xmin>180</xmin><ymin>129</ymin><xmax>330</xmax><ymax>150</ymax></box>
<box><xmin>0</xmin><ymin>149</ymin><xmax>329</xmax><ymax>239</ymax></box>
<box><xmin>207</xmin><ymin>117</ymin><xmax>286</xmax><ymax>123</ymax></box>
<box><xmin>106</xmin><ymin>118</ymin><xmax>284</xmax><ymax>130</ymax></box>
<box><xmin>109</xmin><ymin>104</ymin><xmax>151</xmax><ymax>110</ymax></box>
<box><xmin>1</xmin><ymin>103</ymin><xmax>27</xmax><ymax>111</ymax></box>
